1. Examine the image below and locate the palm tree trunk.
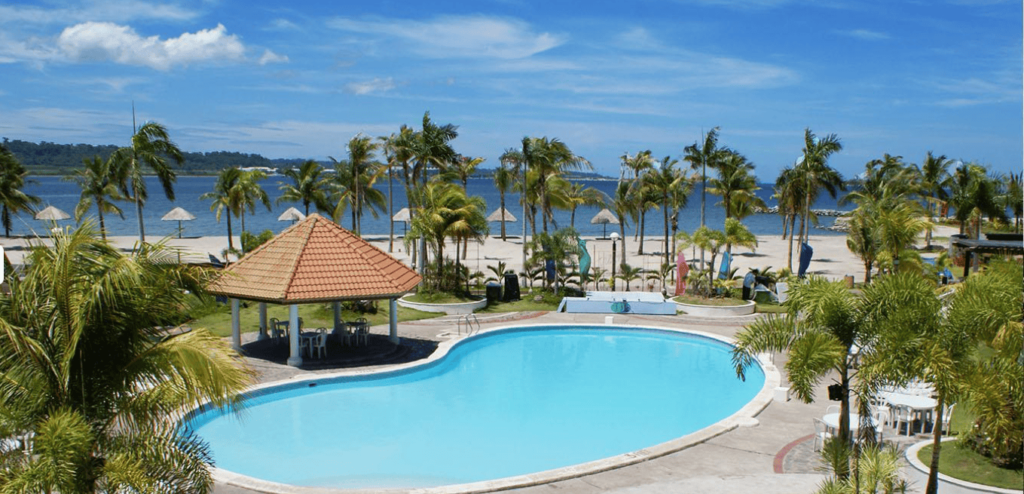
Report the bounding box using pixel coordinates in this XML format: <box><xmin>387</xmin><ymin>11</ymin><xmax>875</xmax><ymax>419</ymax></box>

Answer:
<box><xmin>3</xmin><ymin>206</ymin><xmax>10</xmax><ymax>238</ymax></box>
<box><xmin>619</xmin><ymin>222</ymin><xmax>627</xmax><ymax>268</ymax></box>
<box><xmin>499</xmin><ymin>190</ymin><xmax>507</xmax><ymax>241</ymax></box>
<box><xmin>227</xmin><ymin>211</ymin><xmax>234</xmax><ymax>251</ymax></box>
<box><xmin>98</xmin><ymin>206</ymin><xmax>107</xmax><ymax>241</ymax></box>
<box><xmin>782</xmin><ymin>213</ymin><xmax>789</xmax><ymax>240</ymax></box>
<box><xmin>638</xmin><ymin>210</ymin><xmax>646</xmax><ymax>255</ymax></box>
<box><xmin>925</xmin><ymin>395</ymin><xmax>945</xmax><ymax>494</ymax></box>
<box><xmin>787</xmin><ymin>214</ymin><xmax>797</xmax><ymax>271</ymax></box>
<box><xmin>663</xmin><ymin>199</ymin><xmax>670</xmax><ymax>268</ymax></box>
<box><xmin>135</xmin><ymin>194</ymin><xmax>146</xmax><ymax>243</ymax></box>
<box><xmin>388</xmin><ymin>167</ymin><xmax>394</xmax><ymax>252</ymax></box>
<box><xmin>864</xmin><ymin>260</ymin><xmax>873</xmax><ymax>284</ymax></box>
<box><xmin>837</xmin><ymin>367</ymin><xmax>852</xmax><ymax>480</ymax></box>
<box><xmin>570</xmin><ymin>206</ymin><xmax>576</xmax><ymax>229</ymax></box>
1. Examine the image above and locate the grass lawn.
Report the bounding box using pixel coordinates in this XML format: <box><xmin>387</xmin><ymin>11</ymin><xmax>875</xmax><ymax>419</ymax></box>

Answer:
<box><xmin>404</xmin><ymin>292</ymin><xmax>482</xmax><ymax>304</ymax></box>
<box><xmin>478</xmin><ymin>290</ymin><xmax>562</xmax><ymax>313</ymax></box>
<box><xmin>189</xmin><ymin>301</ymin><xmax>440</xmax><ymax>338</ymax></box>
<box><xmin>918</xmin><ymin>442</ymin><xmax>1023</xmax><ymax>490</ymax></box>
<box><xmin>755</xmin><ymin>303</ymin><xmax>788</xmax><ymax>314</ymax></box>
<box><xmin>672</xmin><ymin>294</ymin><xmax>748</xmax><ymax>306</ymax></box>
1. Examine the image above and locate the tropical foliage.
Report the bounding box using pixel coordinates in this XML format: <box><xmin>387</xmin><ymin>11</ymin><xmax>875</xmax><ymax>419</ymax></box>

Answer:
<box><xmin>66</xmin><ymin>155</ymin><xmax>124</xmax><ymax>241</ymax></box>
<box><xmin>0</xmin><ymin>143</ymin><xmax>41</xmax><ymax>238</ymax></box>
<box><xmin>0</xmin><ymin>224</ymin><xmax>253</xmax><ymax>492</ymax></box>
<box><xmin>110</xmin><ymin>122</ymin><xmax>184</xmax><ymax>243</ymax></box>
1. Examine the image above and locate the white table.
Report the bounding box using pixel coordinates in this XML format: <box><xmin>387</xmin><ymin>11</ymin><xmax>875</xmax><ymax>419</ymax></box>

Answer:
<box><xmin>881</xmin><ymin>392</ymin><xmax>936</xmax><ymax>411</ymax></box>
<box><xmin>823</xmin><ymin>413</ymin><xmax>877</xmax><ymax>434</ymax></box>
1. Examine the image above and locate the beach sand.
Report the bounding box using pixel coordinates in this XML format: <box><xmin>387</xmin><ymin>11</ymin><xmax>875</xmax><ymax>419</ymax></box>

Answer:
<box><xmin>1</xmin><ymin>224</ymin><xmax>959</xmax><ymax>287</ymax></box>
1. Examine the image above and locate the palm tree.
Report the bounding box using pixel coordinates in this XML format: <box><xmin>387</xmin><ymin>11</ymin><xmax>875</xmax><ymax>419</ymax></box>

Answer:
<box><xmin>710</xmin><ymin>150</ymin><xmax>766</xmax><ymax>223</ymax></box>
<box><xmin>683</xmin><ymin>126</ymin><xmax>728</xmax><ymax>270</ymax></box>
<box><xmin>796</xmin><ymin>128</ymin><xmax>844</xmax><ymax>258</ymax></box>
<box><xmin>409</xmin><ymin>181</ymin><xmax>486</xmax><ymax>289</ymax></box>
<box><xmin>0</xmin><ymin>224</ymin><xmax>253</xmax><ymax>491</ymax></box>
<box><xmin>443</xmin><ymin>155</ymin><xmax>485</xmax><ymax>259</ymax></box>
<box><xmin>201</xmin><ymin>167</ymin><xmax>243</xmax><ymax>251</ymax></box>
<box><xmin>111</xmin><ymin>121</ymin><xmax>184</xmax><ymax>243</ymax></box>
<box><xmin>616</xmin><ymin>263</ymin><xmax>644</xmax><ymax>292</ymax></box>
<box><xmin>563</xmin><ymin>181</ymin><xmax>606</xmax><ymax>229</ymax></box>
<box><xmin>610</xmin><ymin>181</ymin><xmax>633</xmax><ymax>268</ymax></box>
<box><xmin>676</xmin><ymin>219</ymin><xmax>755</xmax><ymax>295</ymax></box>
<box><xmin>330</xmin><ymin>135</ymin><xmax>385</xmax><ymax>235</ymax></box>
<box><xmin>643</xmin><ymin>156</ymin><xmax>689</xmax><ymax>267</ymax></box>
<box><xmin>66</xmin><ymin>155</ymin><xmax>125</xmax><ymax>241</ymax></box>
<box><xmin>846</xmin><ymin>206</ymin><xmax>880</xmax><ymax>283</ymax></box>
<box><xmin>493</xmin><ymin>162</ymin><xmax>514</xmax><ymax>240</ymax></box>
<box><xmin>732</xmin><ymin>277</ymin><xmax>866</xmax><ymax>477</ymax></box>
<box><xmin>948</xmin><ymin>161</ymin><xmax>1005</xmax><ymax>238</ymax></box>
<box><xmin>277</xmin><ymin>159</ymin><xmax>332</xmax><ymax>217</ymax></box>
<box><xmin>409</xmin><ymin>113</ymin><xmax>459</xmax><ymax>274</ymax></box>
<box><xmin>874</xmin><ymin>199</ymin><xmax>929</xmax><ymax>274</ymax></box>
<box><xmin>773</xmin><ymin>166</ymin><xmax>805</xmax><ymax>271</ymax></box>
<box><xmin>0</xmin><ymin>143</ymin><xmax>41</xmax><ymax>237</ymax></box>
<box><xmin>1003</xmin><ymin>172</ymin><xmax>1023</xmax><ymax>232</ymax></box>
<box><xmin>235</xmin><ymin>169</ymin><xmax>271</xmax><ymax>235</ymax></box>
<box><xmin>526</xmin><ymin>137</ymin><xmax>591</xmax><ymax>234</ymax></box>
<box><xmin>621</xmin><ymin>151</ymin><xmax>655</xmax><ymax>252</ymax></box>
<box><xmin>917</xmin><ymin>153</ymin><xmax>952</xmax><ymax>244</ymax></box>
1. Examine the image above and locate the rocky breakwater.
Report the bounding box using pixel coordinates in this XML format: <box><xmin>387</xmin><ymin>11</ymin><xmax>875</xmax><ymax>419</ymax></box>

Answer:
<box><xmin>752</xmin><ymin>207</ymin><xmax>851</xmax><ymax>232</ymax></box>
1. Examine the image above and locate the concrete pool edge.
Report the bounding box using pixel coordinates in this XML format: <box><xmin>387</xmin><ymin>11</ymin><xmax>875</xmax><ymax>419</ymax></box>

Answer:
<box><xmin>210</xmin><ymin>323</ymin><xmax>782</xmax><ymax>494</ymax></box>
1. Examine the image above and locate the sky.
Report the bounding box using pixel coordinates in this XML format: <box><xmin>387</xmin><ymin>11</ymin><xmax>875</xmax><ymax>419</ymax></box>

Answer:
<box><xmin>0</xmin><ymin>0</ymin><xmax>1020</xmax><ymax>181</ymax></box>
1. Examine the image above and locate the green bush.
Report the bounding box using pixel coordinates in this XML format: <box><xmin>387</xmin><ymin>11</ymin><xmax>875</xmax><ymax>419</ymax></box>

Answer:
<box><xmin>241</xmin><ymin>229</ymin><xmax>275</xmax><ymax>254</ymax></box>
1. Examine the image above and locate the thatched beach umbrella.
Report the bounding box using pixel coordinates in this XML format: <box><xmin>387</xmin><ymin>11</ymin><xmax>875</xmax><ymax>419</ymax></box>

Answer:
<box><xmin>161</xmin><ymin>207</ymin><xmax>195</xmax><ymax>239</ymax></box>
<box><xmin>392</xmin><ymin>207</ymin><xmax>411</xmax><ymax>236</ymax></box>
<box><xmin>590</xmin><ymin>208</ymin><xmax>619</xmax><ymax>238</ymax></box>
<box><xmin>486</xmin><ymin>207</ymin><xmax>517</xmax><ymax>223</ymax></box>
<box><xmin>35</xmin><ymin>205</ymin><xmax>70</xmax><ymax>221</ymax></box>
<box><xmin>278</xmin><ymin>207</ymin><xmax>306</xmax><ymax>224</ymax></box>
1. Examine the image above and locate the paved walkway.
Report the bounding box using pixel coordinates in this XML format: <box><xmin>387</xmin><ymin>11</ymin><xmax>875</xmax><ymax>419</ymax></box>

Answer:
<box><xmin>213</xmin><ymin>311</ymin><xmax>927</xmax><ymax>494</ymax></box>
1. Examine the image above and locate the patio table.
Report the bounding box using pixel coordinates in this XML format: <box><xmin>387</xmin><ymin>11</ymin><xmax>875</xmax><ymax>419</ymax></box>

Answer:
<box><xmin>822</xmin><ymin>413</ymin><xmax>877</xmax><ymax>435</ymax></box>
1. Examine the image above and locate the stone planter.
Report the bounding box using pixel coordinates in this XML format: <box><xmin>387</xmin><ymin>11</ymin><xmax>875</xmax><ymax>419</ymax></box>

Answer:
<box><xmin>904</xmin><ymin>438</ymin><xmax>1021</xmax><ymax>494</ymax></box>
<box><xmin>397</xmin><ymin>295</ymin><xmax>487</xmax><ymax>315</ymax></box>
<box><xmin>674</xmin><ymin>299</ymin><xmax>756</xmax><ymax>317</ymax></box>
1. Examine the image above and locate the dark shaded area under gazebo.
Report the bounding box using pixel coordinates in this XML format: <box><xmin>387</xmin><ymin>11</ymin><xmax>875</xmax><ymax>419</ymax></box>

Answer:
<box><xmin>238</xmin><ymin>332</ymin><xmax>439</xmax><ymax>370</ymax></box>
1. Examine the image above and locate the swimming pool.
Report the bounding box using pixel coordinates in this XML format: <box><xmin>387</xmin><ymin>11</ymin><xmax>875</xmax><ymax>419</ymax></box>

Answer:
<box><xmin>186</xmin><ymin>325</ymin><xmax>773</xmax><ymax>491</ymax></box>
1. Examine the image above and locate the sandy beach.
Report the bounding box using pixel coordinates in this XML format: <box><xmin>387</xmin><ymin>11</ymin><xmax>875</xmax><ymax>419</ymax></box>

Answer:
<box><xmin>2</xmin><ymin>224</ymin><xmax>959</xmax><ymax>287</ymax></box>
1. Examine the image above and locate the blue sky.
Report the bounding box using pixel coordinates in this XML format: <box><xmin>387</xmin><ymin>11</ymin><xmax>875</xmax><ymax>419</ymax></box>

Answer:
<box><xmin>0</xmin><ymin>0</ymin><xmax>1020</xmax><ymax>181</ymax></box>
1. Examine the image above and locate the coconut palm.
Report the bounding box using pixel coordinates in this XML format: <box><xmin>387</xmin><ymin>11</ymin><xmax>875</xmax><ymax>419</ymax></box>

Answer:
<box><xmin>201</xmin><ymin>167</ymin><xmax>243</xmax><ymax>252</ymax></box>
<box><xmin>0</xmin><ymin>224</ymin><xmax>253</xmax><ymax>492</ymax></box>
<box><xmin>410</xmin><ymin>181</ymin><xmax>486</xmax><ymax>289</ymax></box>
<box><xmin>493</xmin><ymin>162</ymin><xmax>514</xmax><ymax>240</ymax></box>
<box><xmin>846</xmin><ymin>207</ymin><xmax>880</xmax><ymax>283</ymax></box>
<box><xmin>235</xmin><ymin>169</ymin><xmax>271</xmax><ymax>235</ymax></box>
<box><xmin>616</xmin><ymin>263</ymin><xmax>644</xmax><ymax>292</ymax></box>
<box><xmin>643</xmin><ymin>156</ymin><xmax>690</xmax><ymax>267</ymax></box>
<box><xmin>330</xmin><ymin>136</ymin><xmax>386</xmax><ymax>235</ymax></box>
<box><xmin>1003</xmin><ymin>172</ymin><xmax>1023</xmax><ymax>232</ymax></box>
<box><xmin>732</xmin><ymin>277</ymin><xmax>867</xmax><ymax>476</ymax></box>
<box><xmin>795</xmin><ymin>128</ymin><xmax>844</xmax><ymax>257</ymax></box>
<box><xmin>948</xmin><ymin>161</ymin><xmax>1005</xmax><ymax>238</ymax></box>
<box><xmin>917</xmin><ymin>152</ymin><xmax>953</xmax><ymax>247</ymax></box>
<box><xmin>676</xmin><ymin>219</ymin><xmax>755</xmax><ymax>296</ymax></box>
<box><xmin>526</xmin><ymin>137</ymin><xmax>590</xmax><ymax>234</ymax></box>
<box><xmin>380</xmin><ymin>126</ymin><xmax>416</xmax><ymax>252</ymax></box>
<box><xmin>563</xmin><ymin>181</ymin><xmax>606</xmax><ymax>229</ymax></box>
<box><xmin>610</xmin><ymin>181</ymin><xmax>633</xmax><ymax>268</ymax></box>
<box><xmin>66</xmin><ymin>155</ymin><xmax>125</xmax><ymax>241</ymax></box>
<box><xmin>683</xmin><ymin>127</ymin><xmax>725</xmax><ymax>233</ymax></box>
<box><xmin>0</xmin><ymin>143</ymin><xmax>41</xmax><ymax>237</ymax></box>
<box><xmin>874</xmin><ymin>199</ymin><xmax>929</xmax><ymax>274</ymax></box>
<box><xmin>773</xmin><ymin>166</ymin><xmax>806</xmax><ymax>271</ymax></box>
<box><xmin>110</xmin><ymin>121</ymin><xmax>184</xmax><ymax>243</ymax></box>
<box><xmin>443</xmin><ymin>155</ymin><xmax>485</xmax><ymax>258</ymax></box>
<box><xmin>709</xmin><ymin>150</ymin><xmax>765</xmax><ymax>222</ymax></box>
<box><xmin>277</xmin><ymin>159</ymin><xmax>332</xmax><ymax>217</ymax></box>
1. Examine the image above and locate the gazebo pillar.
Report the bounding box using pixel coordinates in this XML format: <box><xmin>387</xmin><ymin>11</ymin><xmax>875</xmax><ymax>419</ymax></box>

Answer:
<box><xmin>257</xmin><ymin>302</ymin><xmax>268</xmax><ymax>341</ymax></box>
<box><xmin>230</xmin><ymin>298</ymin><xmax>241</xmax><ymax>351</ymax></box>
<box><xmin>287</xmin><ymin>304</ymin><xmax>302</xmax><ymax>367</ymax></box>
<box><xmin>389</xmin><ymin>297</ymin><xmax>399</xmax><ymax>345</ymax></box>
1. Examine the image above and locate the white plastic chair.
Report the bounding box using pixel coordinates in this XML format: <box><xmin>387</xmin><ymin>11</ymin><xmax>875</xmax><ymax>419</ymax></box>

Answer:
<box><xmin>268</xmin><ymin>318</ymin><xmax>285</xmax><ymax>343</ymax></box>
<box><xmin>873</xmin><ymin>409</ymin><xmax>891</xmax><ymax>442</ymax></box>
<box><xmin>941</xmin><ymin>403</ymin><xmax>955</xmax><ymax>434</ymax></box>
<box><xmin>826</xmin><ymin>404</ymin><xmax>840</xmax><ymax>415</ymax></box>
<box><xmin>893</xmin><ymin>406</ymin><xmax>914</xmax><ymax>436</ymax></box>
<box><xmin>312</xmin><ymin>329</ymin><xmax>328</xmax><ymax>359</ymax></box>
<box><xmin>813</xmin><ymin>418</ymin><xmax>832</xmax><ymax>452</ymax></box>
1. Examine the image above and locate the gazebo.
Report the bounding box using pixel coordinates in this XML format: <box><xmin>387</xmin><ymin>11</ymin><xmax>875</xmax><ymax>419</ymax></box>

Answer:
<box><xmin>207</xmin><ymin>214</ymin><xmax>421</xmax><ymax>367</ymax></box>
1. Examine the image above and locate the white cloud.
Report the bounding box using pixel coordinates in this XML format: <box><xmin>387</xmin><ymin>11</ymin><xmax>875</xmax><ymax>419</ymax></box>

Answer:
<box><xmin>0</xmin><ymin>1</ymin><xmax>198</xmax><ymax>26</ymax></box>
<box><xmin>258</xmin><ymin>49</ymin><xmax>289</xmax><ymax>65</ymax></box>
<box><xmin>267</xmin><ymin>18</ymin><xmax>300</xmax><ymax>31</ymax></box>
<box><xmin>344</xmin><ymin>77</ymin><xmax>396</xmax><ymax>95</ymax></box>
<box><xmin>326</xmin><ymin>15</ymin><xmax>565</xmax><ymax>59</ymax></box>
<box><xmin>838</xmin><ymin>29</ymin><xmax>890</xmax><ymax>40</ymax></box>
<box><xmin>57</xmin><ymin>22</ymin><xmax>246</xmax><ymax>70</ymax></box>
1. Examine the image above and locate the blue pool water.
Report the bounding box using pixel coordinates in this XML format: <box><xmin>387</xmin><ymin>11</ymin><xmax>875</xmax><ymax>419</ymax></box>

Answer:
<box><xmin>186</xmin><ymin>326</ymin><xmax>766</xmax><ymax>489</ymax></box>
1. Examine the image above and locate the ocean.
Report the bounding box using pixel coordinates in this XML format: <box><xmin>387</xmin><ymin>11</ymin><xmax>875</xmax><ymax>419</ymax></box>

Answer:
<box><xmin>13</xmin><ymin>175</ymin><xmax>853</xmax><ymax>239</ymax></box>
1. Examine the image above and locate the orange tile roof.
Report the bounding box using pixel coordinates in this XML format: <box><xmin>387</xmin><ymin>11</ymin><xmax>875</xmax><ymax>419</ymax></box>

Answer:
<box><xmin>207</xmin><ymin>214</ymin><xmax>421</xmax><ymax>303</ymax></box>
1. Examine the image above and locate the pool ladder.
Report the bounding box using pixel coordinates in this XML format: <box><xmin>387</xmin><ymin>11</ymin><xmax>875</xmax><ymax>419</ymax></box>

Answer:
<box><xmin>458</xmin><ymin>314</ymin><xmax>480</xmax><ymax>336</ymax></box>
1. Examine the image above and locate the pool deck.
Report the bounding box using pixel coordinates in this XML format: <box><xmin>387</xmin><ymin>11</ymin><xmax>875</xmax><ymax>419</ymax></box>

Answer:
<box><xmin>213</xmin><ymin>311</ymin><xmax>927</xmax><ymax>494</ymax></box>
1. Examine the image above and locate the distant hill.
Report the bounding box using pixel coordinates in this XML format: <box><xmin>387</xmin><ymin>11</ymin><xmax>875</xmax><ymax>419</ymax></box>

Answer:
<box><xmin>3</xmin><ymin>138</ymin><xmax>274</xmax><ymax>175</ymax></box>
